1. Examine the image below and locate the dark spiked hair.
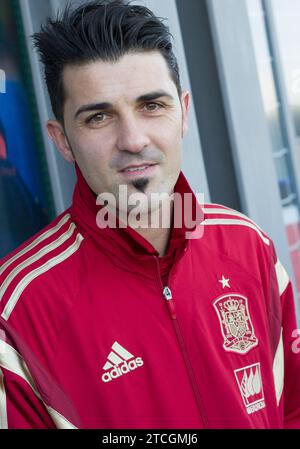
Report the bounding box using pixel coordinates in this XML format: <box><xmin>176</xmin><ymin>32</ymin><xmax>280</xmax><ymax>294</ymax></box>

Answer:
<box><xmin>32</xmin><ymin>0</ymin><xmax>182</xmax><ymax>123</ymax></box>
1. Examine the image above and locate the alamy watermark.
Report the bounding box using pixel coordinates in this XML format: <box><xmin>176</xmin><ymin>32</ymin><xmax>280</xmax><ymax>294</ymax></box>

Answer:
<box><xmin>0</xmin><ymin>69</ymin><xmax>6</xmax><ymax>94</ymax></box>
<box><xmin>291</xmin><ymin>329</ymin><xmax>300</xmax><ymax>354</ymax></box>
<box><xmin>95</xmin><ymin>185</ymin><xmax>205</xmax><ymax>240</ymax></box>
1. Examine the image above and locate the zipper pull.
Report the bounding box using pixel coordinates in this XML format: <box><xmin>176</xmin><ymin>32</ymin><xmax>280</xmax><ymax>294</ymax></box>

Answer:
<box><xmin>163</xmin><ymin>286</ymin><xmax>177</xmax><ymax>320</ymax></box>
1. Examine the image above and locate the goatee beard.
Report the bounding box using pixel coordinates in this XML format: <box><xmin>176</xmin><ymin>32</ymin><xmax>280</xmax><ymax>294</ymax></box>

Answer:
<box><xmin>131</xmin><ymin>177</ymin><xmax>149</xmax><ymax>193</ymax></box>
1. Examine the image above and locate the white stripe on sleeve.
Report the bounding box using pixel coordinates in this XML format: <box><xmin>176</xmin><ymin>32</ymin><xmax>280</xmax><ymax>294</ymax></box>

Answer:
<box><xmin>203</xmin><ymin>218</ymin><xmax>270</xmax><ymax>245</ymax></box>
<box><xmin>0</xmin><ymin>339</ymin><xmax>77</xmax><ymax>429</ymax></box>
<box><xmin>45</xmin><ymin>405</ymin><xmax>77</xmax><ymax>429</ymax></box>
<box><xmin>0</xmin><ymin>367</ymin><xmax>8</xmax><ymax>429</ymax></box>
<box><xmin>0</xmin><ymin>214</ymin><xmax>71</xmax><ymax>276</ymax></box>
<box><xmin>1</xmin><ymin>234</ymin><xmax>84</xmax><ymax>321</ymax></box>
<box><xmin>275</xmin><ymin>259</ymin><xmax>289</xmax><ymax>296</ymax></box>
<box><xmin>273</xmin><ymin>328</ymin><xmax>284</xmax><ymax>406</ymax></box>
<box><xmin>0</xmin><ymin>223</ymin><xmax>76</xmax><ymax>302</ymax></box>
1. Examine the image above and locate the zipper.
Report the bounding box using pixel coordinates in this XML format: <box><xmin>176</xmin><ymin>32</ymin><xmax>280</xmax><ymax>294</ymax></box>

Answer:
<box><xmin>163</xmin><ymin>286</ymin><xmax>177</xmax><ymax>319</ymax></box>
<box><xmin>156</xmin><ymin>258</ymin><xmax>208</xmax><ymax>428</ymax></box>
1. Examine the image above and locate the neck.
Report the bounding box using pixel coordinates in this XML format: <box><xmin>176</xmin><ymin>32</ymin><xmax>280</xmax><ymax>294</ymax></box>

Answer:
<box><xmin>127</xmin><ymin>200</ymin><xmax>174</xmax><ymax>257</ymax></box>
<box><xmin>134</xmin><ymin>226</ymin><xmax>171</xmax><ymax>257</ymax></box>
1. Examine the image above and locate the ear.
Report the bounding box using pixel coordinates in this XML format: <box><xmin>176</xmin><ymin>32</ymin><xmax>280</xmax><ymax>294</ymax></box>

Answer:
<box><xmin>180</xmin><ymin>90</ymin><xmax>190</xmax><ymax>137</ymax></box>
<box><xmin>46</xmin><ymin>120</ymin><xmax>75</xmax><ymax>163</ymax></box>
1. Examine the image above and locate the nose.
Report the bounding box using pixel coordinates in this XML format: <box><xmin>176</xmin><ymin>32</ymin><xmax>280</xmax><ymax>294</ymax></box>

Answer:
<box><xmin>116</xmin><ymin>113</ymin><xmax>150</xmax><ymax>153</ymax></box>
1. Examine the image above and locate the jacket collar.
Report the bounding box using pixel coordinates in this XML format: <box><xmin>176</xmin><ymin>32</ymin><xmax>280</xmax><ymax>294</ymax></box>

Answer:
<box><xmin>70</xmin><ymin>164</ymin><xmax>202</xmax><ymax>277</ymax></box>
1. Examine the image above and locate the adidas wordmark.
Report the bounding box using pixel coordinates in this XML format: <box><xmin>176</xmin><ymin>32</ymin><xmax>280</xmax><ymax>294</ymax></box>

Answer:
<box><xmin>101</xmin><ymin>341</ymin><xmax>144</xmax><ymax>383</ymax></box>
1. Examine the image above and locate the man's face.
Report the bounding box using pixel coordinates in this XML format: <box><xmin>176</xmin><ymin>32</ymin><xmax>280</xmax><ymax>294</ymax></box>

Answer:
<box><xmin>48</xmin><ymin>51</ymin><xmax>189</xmax><ymax>213</ymax></box>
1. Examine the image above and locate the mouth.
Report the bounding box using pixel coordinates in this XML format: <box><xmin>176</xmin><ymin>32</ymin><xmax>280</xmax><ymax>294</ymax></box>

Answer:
<box><xmin>119</xmin><ymin>163</ymin><xmax>158</xmax><ymax>178</ymax></box>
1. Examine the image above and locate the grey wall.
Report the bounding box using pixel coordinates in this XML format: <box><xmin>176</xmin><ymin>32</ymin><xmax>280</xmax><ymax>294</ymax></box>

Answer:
<box><xmin>176</xmin><ymin>0</ymin><xmax>241</xmax><ymax>210</ymax></box>
<box><xmin>207</xmin><ymin>0</ymin><xmax>294</xmax><ymax>283</ymax></box>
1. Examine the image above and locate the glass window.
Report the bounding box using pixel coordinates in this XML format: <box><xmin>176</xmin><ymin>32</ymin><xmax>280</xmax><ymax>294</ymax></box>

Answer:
<box><xmin>271</xmin><ymin>0</ymin><xmax>300</xmax><ymax>154</ymax></box>
<box><xmin>0</xmin><ymin>0</ymin><xmax>53</xmax><ymax>258</ymax></box>
<box><xmin>247</xmin><ymin>0</ymin><xmax>300</xmax><ymax>304</ymax></box>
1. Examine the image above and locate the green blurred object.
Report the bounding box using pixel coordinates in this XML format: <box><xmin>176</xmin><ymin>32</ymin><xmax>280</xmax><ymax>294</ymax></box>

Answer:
<box><xmin>11</xmin><ymin>0</ymin><xmax>55</xmax><ymax>218</ymax></box>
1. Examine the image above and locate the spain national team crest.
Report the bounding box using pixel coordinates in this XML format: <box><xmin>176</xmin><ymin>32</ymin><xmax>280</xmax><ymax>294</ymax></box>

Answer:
<box><xmin>213</xmin><ymin>293</ymin><xmax>258</xmax><ymax>354</ymax></box>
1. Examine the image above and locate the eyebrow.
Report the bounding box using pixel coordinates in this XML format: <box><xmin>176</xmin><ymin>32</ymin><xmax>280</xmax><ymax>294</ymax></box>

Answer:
<box><xmin>74</xmin><ymin>90</ymin><xmax>175</xmax><ymax>120</ymax></box>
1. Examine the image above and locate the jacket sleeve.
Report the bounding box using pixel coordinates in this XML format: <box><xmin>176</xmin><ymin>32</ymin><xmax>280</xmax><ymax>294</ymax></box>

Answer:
<box><xmin>273</xmin><ymin>256</ymin><xmax>300</xmax><ymax>428</ymax></box>
<box><xmin>281</xmin><ymin>280</ymin><xmax>300</xmax><ymax>428</ymax></box>
<box><xmin>0</xmin><ymin>367</ymin><xmax>56</xmax><ymax>429</ymax></box>
<box><xmin>0</xmin><ymin>333</ymin><xmax>56</xmax><ymax>429</ymax></box>
<box><xmin>0</xmin><ymin>323</ymin><xmax>80</xmax><ymax>429</ymax></box>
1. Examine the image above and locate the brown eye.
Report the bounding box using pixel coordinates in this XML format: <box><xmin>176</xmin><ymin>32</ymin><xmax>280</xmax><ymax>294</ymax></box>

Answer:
<box><xmin>86</xmin><ymin>113</ymin><xmax>106</xmax><ymax>124</ymax></box>
<box><xmin>144</xmin><ymin>102</ymin><xmax>162</xmax><ymax>112</ymax></box>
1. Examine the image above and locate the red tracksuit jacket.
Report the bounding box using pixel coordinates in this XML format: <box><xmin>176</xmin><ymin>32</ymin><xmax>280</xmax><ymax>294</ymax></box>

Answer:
<box><xmin>0</xmin><ymin>168</ymin><xmax>299</xmax><ymax>429</ymax></box>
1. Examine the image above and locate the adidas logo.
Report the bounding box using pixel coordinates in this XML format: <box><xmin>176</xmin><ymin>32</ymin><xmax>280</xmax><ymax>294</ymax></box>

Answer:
<box><xmin>101</xmin><ymin>341</ymin><xmax>144</xmax><ymax>383</ymax></box>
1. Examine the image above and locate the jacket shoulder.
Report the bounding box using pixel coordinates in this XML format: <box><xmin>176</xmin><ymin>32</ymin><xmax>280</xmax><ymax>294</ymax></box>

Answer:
<box><xmin>201</xmin><ymin>203</ymin><xmax>290</xmax><ymax>311</ymax></box>
<box><xmin>202</xmin><ymin>202</ymin><xmax>271</xmax><ymax>247</ymax></box>
<box><xmin>0</xmin><ymin>210</ymin><xmax>84</xmax><ymax>321</ymax></box>
<box><xmin>201</xmin><ymin>202</ymin><xmax>277</xmax><ymax>283</ymax></box>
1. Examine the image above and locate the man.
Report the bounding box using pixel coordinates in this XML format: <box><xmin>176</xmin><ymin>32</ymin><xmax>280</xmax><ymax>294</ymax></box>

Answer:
<box><xmin>0</xmin><ymin>0</ymin><xmax>299</xmax><ymax>429</ymax></box>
